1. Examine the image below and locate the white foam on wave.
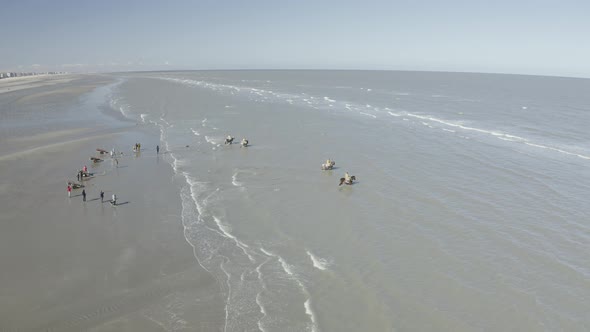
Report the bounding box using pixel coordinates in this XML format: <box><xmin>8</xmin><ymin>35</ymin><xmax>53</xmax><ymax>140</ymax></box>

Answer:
<box><xmin>159</xmin><ymin>116</ymin><xmax>172</xmax><ymax>128</ymax></box>
<box><xmin>259</xmin><ymin>247</ymin><xmax>294</xmax><ymax>276</ymax></box>
<box><xmin>183</xmin><ymin>173</ymin><xmax>210</xmax><ymax>217</ymax></box>
<box><xmin>119</xmin><ymin>105</ymin><xmax>132</xmax><ymax>119</ymax></box>
<box><xmin>259</xmin><ymin>247</ymin><xmax>319</xmax><ymax>332</ymax></box>
<box><xmin>213</xmin><ymin>216</ymin><xmax>255</xmax><ymax>262</ymax></box>
<box><xmin>401</xmin><ymin>112</ymin><xmax>590</xmax><ymax>160</ymax></box>
<box><xmin>278</xmin><ymin>257</ymin><xmax>294</xmax><ymax>276</ymax></box>
<box><xmin>306</xmin><ymin>250</ymin><xmax>330</xmax><ymax>271</ymax></box>
<box><xmin>259</xmin><ymin>247</ymin><xmax>273</xmax><ymax>257</ymax></box>
<box><xmin>359</xmin><ymin>112</ymin><xmax>377</xmax><ymax>119</ymax></box>
<box><xmin>205</xmin><ymin>136</ymin><xmax>217</xmax><ymax>145</ymax></box>
<box><xmin>190</xmin><ymin>128</ymin><xmax>200</xmax><ymax>136</ymax></box>
<box><xmin>140</xmin><ymin>113</ymin><xmax>148</xmax><ymax>123</ymax></box>
<box><xmin>304</xmin><ymin>299</ymin><xmax>318</xmax><ymax>332</ymax></box>
<box><xmin>231</xmin><ymin>171</ymin><xmax>243</xmax><ymax>187</ymax></box>
<box><xmin>524</xmin><ymin>142</ymin><xmax>590</xmax><ymax>160</ymax></box>
<box><xmin>256</xmin><ymin>293</ymin><xmax>268</xmax><ymax>332</ymax></box>
<box><xmin>158</xmin><ymin>75</ymin><xmax>590</xmax><ymax>163</ymax></box>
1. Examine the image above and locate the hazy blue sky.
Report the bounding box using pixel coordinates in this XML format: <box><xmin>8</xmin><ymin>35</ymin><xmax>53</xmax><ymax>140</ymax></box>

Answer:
<box><xmin>2</xmin><ymin>0</ymin><xmax>589</xmax><ymax>77</ymax></box>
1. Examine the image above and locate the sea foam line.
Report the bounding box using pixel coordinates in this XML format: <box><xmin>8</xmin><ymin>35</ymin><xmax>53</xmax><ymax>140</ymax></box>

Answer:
<box><xmin>306</xmin><ymin>250</ymin><xmax>330</xmax><ymax>271</ymax></box>
<box><xmin>231</xmin><ymin>171</ymin><xmax>242</xmax><ymax>187</ymax></box>
<box><xmin>158</xmin><ymin>75</ymin><xmax>590</xmax><ymax>162</ymax></box>
<box><xmin>388</xmin><ymin>111</ymin><xmax>590</xmax><ymax>160</ymax></box>
<box><xmin>259</xmin><ymin>247</ymin><xmax>319</xmax><ymax>331</ymax></box>
<box><xmin>359</xmin><ymin>112</ymin><xmax>377</xmax><ymax>118</ymax></box>
<box><xmin>256</xmin><ymin>293</ymin><xmax>268</xmax><ymax>332</ymax></box>
<box><xmin>305</xmin><ymin>299</ymin><xmax>319</xmax><ymax>332</ymax></box>
<box><xmin>213</xmin><ymin>216</ymin><xmax>255</xmax><ymax>263</ymax></box>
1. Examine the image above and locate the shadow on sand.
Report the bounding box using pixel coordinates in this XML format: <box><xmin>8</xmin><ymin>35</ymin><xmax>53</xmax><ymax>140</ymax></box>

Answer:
<box><xmin>110</xmin><ymin>201</ymin><xmax>130</xmax><ymax>206</ymax></box>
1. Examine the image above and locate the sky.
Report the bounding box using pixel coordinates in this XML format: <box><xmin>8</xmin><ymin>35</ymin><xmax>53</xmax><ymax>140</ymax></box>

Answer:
<box><xmin>1</xmin><ymin>0</ymin><xmax>590</xmax><ymax>78</ymax></box>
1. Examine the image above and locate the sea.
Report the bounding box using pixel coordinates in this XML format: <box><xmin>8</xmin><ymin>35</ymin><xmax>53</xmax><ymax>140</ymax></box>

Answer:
<box><xmin>106</xmin><ymin>70</ymin><xmax>590</xmax><ymax>331</ymax></box>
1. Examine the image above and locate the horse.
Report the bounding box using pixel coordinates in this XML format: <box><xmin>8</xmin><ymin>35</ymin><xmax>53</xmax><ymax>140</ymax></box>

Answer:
<box><xmin>321</xmin><ymin>160</ymin><xmax>336</xmax><ymax>170</ymax></box>
<box><xmin>67</xmin><ymin>181</ymin><xmax>84</xmax><ymax>189</ymax></box>
<box><xmin>225</xmin><ymin>137</ymin><xmax>234</xmax><ymax>145</ymax></box>
<box><xmin>339</xmin><ymin>175</ymin><xmax>356</xmax><ymax>186</ymax></box>
<box><xmin>240</xmin><ymin>139</ymin><xmax>249</xmax><ymax>147</ymax></box>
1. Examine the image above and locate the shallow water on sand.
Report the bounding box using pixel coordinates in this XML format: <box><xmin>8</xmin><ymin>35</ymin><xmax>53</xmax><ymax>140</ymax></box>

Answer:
<box><xmin>111</xmin><ymin>70</ymin><xmax>590</xmax><ymax>331</ymax></box>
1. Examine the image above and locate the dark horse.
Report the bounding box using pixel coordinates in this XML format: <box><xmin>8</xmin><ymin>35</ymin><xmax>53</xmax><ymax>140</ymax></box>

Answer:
<box><xmin>339</xmin><ymin>175</ymin><xmax>356</xmax><ymax>186</ymax></box>
<box><xmin>225</xmin><ymin>137</ymin><xmax>234</xmax><ymax>145</ymax></box>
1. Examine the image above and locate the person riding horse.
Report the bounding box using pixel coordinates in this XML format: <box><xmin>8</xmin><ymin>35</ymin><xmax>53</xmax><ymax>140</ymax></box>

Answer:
<box><xmin>321</xmin><ymin>159</ymin><xmax>335</xmax><ymax>170</ymax></box>
<box><xmin>339</xmin><ymin>172</ymin><xmax>356</xmax><ymax>186</ymax></box>
<box><xmin>225</xmin><ymin>135</ymin><xmax>234</xmax><ymax>145</ymax></box>
<box><xmin>240</xmin><ymin>138</ymin><xmax>249</xmax><ymax>147</ymax></box>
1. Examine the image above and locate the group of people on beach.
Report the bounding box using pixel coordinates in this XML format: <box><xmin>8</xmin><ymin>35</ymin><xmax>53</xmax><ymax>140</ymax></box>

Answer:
<box><xmin>67</xmin><ymin>149</ymin><xmax>120</xmax><ymax>205</ymax></box>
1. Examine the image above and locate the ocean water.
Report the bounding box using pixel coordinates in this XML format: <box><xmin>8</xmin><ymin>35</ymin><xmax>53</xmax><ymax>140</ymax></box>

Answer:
<box><xmin>109</xmin><ymin>70</ymin><xmax>590</xmax><ymax>331</ymax></box>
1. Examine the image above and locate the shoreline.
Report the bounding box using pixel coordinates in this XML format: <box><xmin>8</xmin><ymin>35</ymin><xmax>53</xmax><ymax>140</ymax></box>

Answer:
<box><xmin>0</xmin><ymin>78</ymin><xmax>225</xmax><ymax>330</ymax></box>
<box><xmin>0</xmin><ymin>74</ymin><xmax>79</xmax><ymax>94</ymax></box>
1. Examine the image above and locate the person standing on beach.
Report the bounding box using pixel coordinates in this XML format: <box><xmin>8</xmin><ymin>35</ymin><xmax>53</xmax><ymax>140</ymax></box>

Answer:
<box><xmin>67</xmin><ymin>185</ymin><xmax>71</xmax><ymax>198</ymax></box>
<box><xmin>156</xmin><ymin>145</ymin><xmax>159</xmax><ymax>154</ymax></box>
<box><xmin>112</xmin><ymin>194</ymin><xmax>117</xmax><ymax>205</ymax></box>
<box><xmin>82</xmin><ymin>189</ymin><xmax>86</xmax><ymax>202</ymax></box>
<box><xmin>100</xmin><ymin>190</ymin><xmax>104</xmax><ymax>202</ymax></box>
<box><xmin>83</xmin><ymin>165</ymin><xmax>88</xmax><ymax>173</ymax></box>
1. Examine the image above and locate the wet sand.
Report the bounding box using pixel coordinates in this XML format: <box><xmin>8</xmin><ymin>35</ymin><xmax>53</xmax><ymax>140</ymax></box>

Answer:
<box><xmin>0</xmin><ymin>81</ymin><xmax>225</xmax><ymax>331</ymax></box>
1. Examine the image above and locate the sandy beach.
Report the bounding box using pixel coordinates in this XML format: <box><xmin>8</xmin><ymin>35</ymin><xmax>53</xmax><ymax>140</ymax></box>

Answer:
<box><xmin>0</xmin><ymin>74</ymin><xmax>78</xmax><ymax>94</ymax></box>
<box><xmin>0</xmin><ymin>78</ymin><xmax>225</xmax><ymax>331</ymax></box>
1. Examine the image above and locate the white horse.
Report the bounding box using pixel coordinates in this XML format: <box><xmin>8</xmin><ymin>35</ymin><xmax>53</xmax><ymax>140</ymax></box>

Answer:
<box><xmin>321</xmin><ymin>160</ymin><xmax>335</xmax><ymax>170</ymax></box>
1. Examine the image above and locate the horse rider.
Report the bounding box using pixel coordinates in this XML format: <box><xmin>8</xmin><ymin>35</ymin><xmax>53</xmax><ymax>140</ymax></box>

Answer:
<box><xmin>344</xmin><ymin>172</ymin><xmax>352</xmax><ymax>184</ymax></box>
<box><xmin>225</xmin><ymin>135</ymin><xmax>234</xmax><ymax>144</ymax></box>
<box><xmin>241</xmin><ymin>138</ymin><xmax>248</xmax><ymax>147</ymax></box>
<box><xmin>326</xmin><ymin>159</ymin><xmax>334</xmax><ymax>168</ymax></box>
